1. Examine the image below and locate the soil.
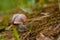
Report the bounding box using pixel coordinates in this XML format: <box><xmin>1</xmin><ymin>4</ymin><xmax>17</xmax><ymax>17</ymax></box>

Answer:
<box><xmin>0</xmin><ymin>3</ymin><xmax>60</xmax><ymax>40</ymax></box>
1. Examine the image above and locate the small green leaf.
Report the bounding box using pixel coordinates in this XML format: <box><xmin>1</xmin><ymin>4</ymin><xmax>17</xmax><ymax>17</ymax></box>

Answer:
<box><xmin>12</xmin><ymin>27</ymin><xmax>20</xmax><ymax>40</ymax></box>
<box><xmin>29</xmin><ymin>21</ymin><xmax>34</xmax><ymax>32</ymax></box>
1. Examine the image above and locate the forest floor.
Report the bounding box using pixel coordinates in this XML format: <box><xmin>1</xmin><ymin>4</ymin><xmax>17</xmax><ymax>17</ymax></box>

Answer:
<box><xmin>0</xmin><ymin>3</ymin><xmax>60</xmax><ymax>40</ymax></box>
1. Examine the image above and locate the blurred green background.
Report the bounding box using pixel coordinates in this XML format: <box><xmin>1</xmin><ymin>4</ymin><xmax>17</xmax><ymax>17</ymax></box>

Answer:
<box><xmin>0</xmin><ymin>0</ymin><xmax>58</xmax><ymax>14</ymax></box>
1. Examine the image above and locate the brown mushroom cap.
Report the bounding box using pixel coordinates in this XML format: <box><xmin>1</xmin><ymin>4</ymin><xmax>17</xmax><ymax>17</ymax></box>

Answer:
<box><xmin>11</xmin><ymin>14</ymin><xmax>27</xmax><ymax>24</ymax></box>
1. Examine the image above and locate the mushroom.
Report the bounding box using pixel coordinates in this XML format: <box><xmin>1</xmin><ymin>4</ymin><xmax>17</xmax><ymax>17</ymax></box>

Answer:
<box><xmin>11</xmin><ymin>14</ymin><xmax>27</xmax><ymax>24</ymax></box>
<box><xmin>11</xmin><ymin>14</ymin><xmax>27</xmax><ymax>32</ymax></box>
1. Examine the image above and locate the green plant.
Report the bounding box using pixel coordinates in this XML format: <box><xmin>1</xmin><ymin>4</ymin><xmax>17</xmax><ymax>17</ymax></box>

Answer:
<box><xmin>58</xmin><ymin>0</ymin><xmax>60</xmax><ymax>10</ymax></box>
<box><xmin>29</xmin><ymin>21</ymin><xmax>34</xmax><ymax>33</ymax></box>
<box><xmin>0</xmin><ymin>0</ymin><xmax>35</xmax><ymax>14</ymax></box>
<box><xmin>0</xmin><ymin>0</ymin><xmax>17</xmax><ymax>13</ymax></box>
<box><xmin>12</xmin><ymin>26</ymin><xmax>20</xmax><ymax>40</ymax></box>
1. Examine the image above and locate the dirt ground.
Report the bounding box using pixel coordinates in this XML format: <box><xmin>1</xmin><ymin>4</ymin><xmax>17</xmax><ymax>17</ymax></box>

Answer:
<box><xmin>0</xmin><ymin>3</ymin><xmax>60</xmax><ymax>40</ymax></box>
